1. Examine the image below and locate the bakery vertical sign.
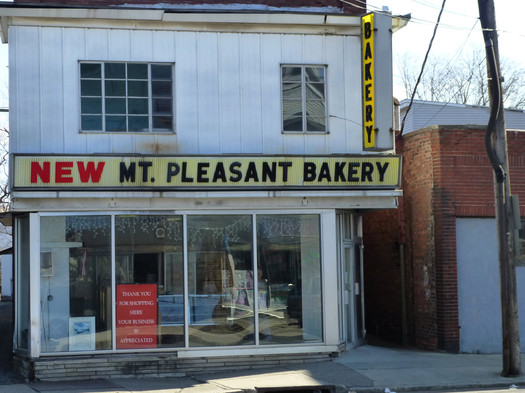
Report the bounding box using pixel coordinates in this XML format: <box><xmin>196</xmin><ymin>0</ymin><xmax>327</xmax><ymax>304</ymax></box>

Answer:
<box><xmin>362</xmin><ymin>13</ymin><xmax>375</xmax><ymax>149</ymax></box>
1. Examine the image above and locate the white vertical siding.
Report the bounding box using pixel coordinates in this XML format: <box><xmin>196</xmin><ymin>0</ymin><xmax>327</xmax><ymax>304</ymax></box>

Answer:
<box><xmin>40</xmin><ymin>28</ymin><xmax>64</xmax><ymax>153</ymax></box>
<box><xmin>218</xmin><ymin>33</ymin><xmax>241</xmax><ymax>153</ymax></box>
<box><xmin>10</xmin><ymin>25</ymin><xmax>365</xmax><ymax>156</ymax></box>
<box><xmin>261</xmin><ymin>34</ymin><xmax>282</xmax><ymax>154</ymax></box>
<box><xmin>63</xmin><ymin>28</ymin><xmax>87</xmax><ymax>154</ymax></box>
<box><xmin>197</xmin><ymin>33</ymin><xmax>220</xmax><ymax>153</ymax></box>
<box><xmin>240</xmin><ymin>34</ymin><xmax>263</xmax><ymax>153</ymax></box>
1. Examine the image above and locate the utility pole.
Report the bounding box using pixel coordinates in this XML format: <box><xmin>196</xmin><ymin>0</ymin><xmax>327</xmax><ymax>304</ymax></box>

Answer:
<box><xmin>478</xmin><ymin>0</ymin><xmax>521</xmax><ymax>377</ymax></box>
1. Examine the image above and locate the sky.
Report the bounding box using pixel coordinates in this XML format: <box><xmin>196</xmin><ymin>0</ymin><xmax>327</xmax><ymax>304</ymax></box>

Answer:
<box><xmin>0</xmin><ymin>0</ymin><xmax>524</xmax><ymax>113</ymax></box>
<box><xmin>366</xmin><ymin>0</ymin><xmax>525</xmax><ymax>100</ymax></box>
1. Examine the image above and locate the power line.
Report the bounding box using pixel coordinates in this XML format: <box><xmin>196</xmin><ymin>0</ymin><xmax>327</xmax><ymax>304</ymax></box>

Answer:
<box><xmin>399</xmin><ymin>0</ymin><xmax>447</xmax><ymax>138</ymax></box>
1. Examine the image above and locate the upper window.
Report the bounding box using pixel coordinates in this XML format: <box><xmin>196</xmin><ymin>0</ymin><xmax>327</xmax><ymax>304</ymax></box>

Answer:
<box><xmin>281</xmin><ymin>65</ymin><xmax>327</xmax><ymax>133</ymax></box>
<box><xmin>80</xmin><ymin>62</ymin><xmax>174</xmax><ymax>133</ymax></box>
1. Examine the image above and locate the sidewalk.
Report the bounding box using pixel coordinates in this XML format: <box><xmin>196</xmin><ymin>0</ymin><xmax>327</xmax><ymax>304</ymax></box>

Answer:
<box><xmin>2</xmin><ymin>345</ymin><xmax>525</xmax><ymax>393</ymax></box>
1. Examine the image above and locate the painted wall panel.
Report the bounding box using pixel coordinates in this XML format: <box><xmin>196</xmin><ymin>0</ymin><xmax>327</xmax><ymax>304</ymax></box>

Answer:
<box><xmin>343</xmin><ymin>36</ymin><xmax>362</xmax><ymax>153</ymax></box>
<box><xmin>40</xmin><ymin>28</ymin><xmax>65</xmax><ymax>153</ymax></box>
<box><xmin>63</xmin><ymin>28</ymin><xmax>87</xmax><ymax>154</ymax></box>
<box><xmin>197</xmin><ymin>33</ymin><xmax>220</xmax><ymax>153</ymax></box>
<box><xmin>109</xmin><ymin>29</ymin><xmax>131</xmax><ymax>61</ymax></box>
<box><xmin>260</xmin><ymin>35</ymin><xmax>282</xmax><ymax>154</ymax></box>
<box><xmin>10</xmin><ymin>26</ymin><xmax>366</xmax><ymax>156</ymax></box>
<box><xmin>217</xmin><ymin>34</ymin><xmax>241</xmax><ymax>153</ymax></box>
<box><xmin>240</xmin><ymin>34</ymin><xmax>263</xmax><ymax>154</ymax></box>
<box><xmin>456</xmin><ymin>218</ymin><xmax>525</xmax><ymax>353</ymax></box>
<box><xmin>14</xmin><ymin>27</ymin><xmax>41</xmax><ymax>153</ymax></box>
<box><xmin>175</xmin><ymin>32</ymin><xmax>199</xmax><ymax>154</ymax></box>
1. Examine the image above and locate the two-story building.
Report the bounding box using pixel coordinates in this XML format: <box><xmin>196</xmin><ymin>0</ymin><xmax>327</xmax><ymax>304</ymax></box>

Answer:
<box><xmin>0</xmin><ymin>0</ymin><xmax>404</xmax><ymax>380</ymax></box>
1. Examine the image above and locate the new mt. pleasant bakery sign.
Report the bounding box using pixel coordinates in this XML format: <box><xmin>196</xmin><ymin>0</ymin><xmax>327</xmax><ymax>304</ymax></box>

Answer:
<box><xmin>13</xmin><ymin>155</ymin><xmax>401</xmax><ymax>191</ymax></box>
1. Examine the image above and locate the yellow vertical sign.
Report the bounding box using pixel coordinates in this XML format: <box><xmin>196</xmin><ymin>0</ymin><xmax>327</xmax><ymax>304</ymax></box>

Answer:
<box><xmin>362</xmin><ymin>13</ymin><xmax>375</xmax><ymax>149</ymax></box>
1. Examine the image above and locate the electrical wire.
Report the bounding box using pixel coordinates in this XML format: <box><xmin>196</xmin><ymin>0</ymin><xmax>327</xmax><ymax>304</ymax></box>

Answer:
<box><xmin>398</xmin><ymin>0</ymin><xmax>447</xmax><ymax>138</ymax></box>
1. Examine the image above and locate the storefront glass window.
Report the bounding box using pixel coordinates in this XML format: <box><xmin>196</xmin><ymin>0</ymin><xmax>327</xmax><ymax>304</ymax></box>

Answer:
<box><xmin>40</xmin><ymin>216</ymin><xmax>111</xmax><ymax>353</ymax></box>
<box><xmin>16</xmin><ymin>216</ymin><xmax>30</xmax><ymax>351</ymax></box>
<box><xmin>187</xmin><ymin>215</ymin><xmax>254</xmax><ymax>347</ymax></box>
<box><xmin>115</xmin><ymin>215</ymin><xmax>184</xmax><ymax>348</ymax></box>
<box><xmin>35</xmin><ymin>213</ymin><xmax>322</xmax><ymax>353</ymax></box>
<box><xmin>257</xmin><ymin>215</ymin><xmax>323</xmax><ymax>344</ymax></box>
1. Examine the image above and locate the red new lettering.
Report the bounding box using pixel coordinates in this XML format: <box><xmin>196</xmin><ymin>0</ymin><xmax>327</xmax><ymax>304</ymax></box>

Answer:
<box><xmin>31</xmin><ymin>162</ymin><xmax>51</xmax><ymax>183</ymax></box>
<box><xmin>77</xmin><ymin>161</ymin><xmax>105</xmax><ymax>183</ymax></box>
<box><xmin>55</xmin><ymin>162</ymin><xmax>73</xmax><ymax>183</ymax></box>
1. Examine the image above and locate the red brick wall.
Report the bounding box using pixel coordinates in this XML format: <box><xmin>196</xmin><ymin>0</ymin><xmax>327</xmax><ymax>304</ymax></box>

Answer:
<box><xmin>13</xmin><ymin>0</ymin><xmax>364</xmax><ymax>14</ymax></box>
<box><xmin>364</xmin><ymin>127</ymin><xmax>525</xmax><ymax>352</ymax></box>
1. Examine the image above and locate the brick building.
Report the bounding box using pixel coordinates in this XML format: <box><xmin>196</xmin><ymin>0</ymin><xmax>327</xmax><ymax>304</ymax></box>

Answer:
<box><xmin>364</xmin><ymin>101</ymin><xmax>525</xmax><ymax>353</ymax></box>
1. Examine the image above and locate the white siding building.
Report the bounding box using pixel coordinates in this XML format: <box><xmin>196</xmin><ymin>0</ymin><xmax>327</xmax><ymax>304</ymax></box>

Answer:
<box><xmin>0</xmin><ymin>1</ymin><xmax>403</xmax><ymax>380</ymax></box>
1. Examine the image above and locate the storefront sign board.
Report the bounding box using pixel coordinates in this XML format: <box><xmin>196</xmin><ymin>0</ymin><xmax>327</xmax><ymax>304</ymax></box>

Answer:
<box><xmin>13</xmin><ymin>155</ymin><xmax>401</xmax><ymax>190</ymax></box>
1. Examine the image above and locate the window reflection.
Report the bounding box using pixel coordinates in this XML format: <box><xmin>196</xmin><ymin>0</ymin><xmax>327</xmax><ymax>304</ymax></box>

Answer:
<box><xmin>257</xmin><ymin>215</ymin><xmax>322</xmax><ymax>344</ymax></box>
<box><xmin>115</xmin><ymin>215</ymin><xmax>184</xmax><ymax>348</ymax></box>
<box><xmin>187</xmin><ymin>215</ymin><xmax>254</xmax><ymax>347</ymax></box>
<box><xmin>40</xmin><ymin>216</ymin><xmax>112</xmax><ymax>352</ymax></box>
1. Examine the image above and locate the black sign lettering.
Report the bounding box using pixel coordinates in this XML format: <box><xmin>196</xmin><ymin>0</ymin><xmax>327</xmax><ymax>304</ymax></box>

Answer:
<box><xmin>181</xmin><ymin>162</ymin><xmax>193</xmax><ymax>182</ymax></box>
<box><xmin>376</xmin><ymin>161</ymin><xmax>389</xmax><ymax>182</ymax></box>
<box><xmin>197</xmin><ymin>162</ymin><xmax>210</xmax><ymax>183</ymax></box>
<box><xmin>279</xmin><ymin>162</ymin><xmax>292</xmax><ymax>182</ymax></box>
<box><xmin>244</xmin><ymin>162</ymin><xmax>259</xmax><ymax>182</ymax></box>
<box><xmin>120</xmin><ymin>162</ymin><xmax>136</xmax><ymax>183</ymax></box>
<box><xmin>334</xmin><ymin>162</ymin><xmax>346</xmax><ymax>182</ymax></box>
<box><xmin>262</xmin><ymin>162</ymin><xmax>276</xmax><ymax>182</ymax></box>
<box><xmin>138</xmin><ymin>161</ymin><xmax>152</xmax><ymax>182</ymax></box>
<box><xmin>318</xmin><ymin>162</ymin><xmax>331</xmax><ymax>182</ymax></box>
<box><xmin>348</xmin><ymin>162</ymin><xmax>360</xmax><ymax>181</ymax></box>
<box><xmin>364</xmin><ymin>20</ymin><xmax>372</xmax><ymax>39</ymax></box>
<box><xmin>167</xmin><ymin>163</ymin><xmax>180</xmax><ymax>183</ymax></box>
<box><xmin>361</xmin><ymin>162</ymin><xmax>374</xmax><ymax>182</ymax></box>
<box><xmin>304</xmin><ymin>162</ymin><xmax>317</xmax><ymax>182</ymax></box>
<box><xmin>212</xmin><ymin>162</ymin><xmax>227</xmax><ymax>182</ymax></box>
<box><xmin>229</xmin><ymin>162</ymin><xmax>242</xmax><ymax>182</ymax></box>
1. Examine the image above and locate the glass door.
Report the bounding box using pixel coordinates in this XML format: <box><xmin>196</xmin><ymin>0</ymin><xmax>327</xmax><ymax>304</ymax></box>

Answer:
<box><xmin>337</xmin><ymin>212</ymin><xmax>365</xmax><ymax>347</ymax></box>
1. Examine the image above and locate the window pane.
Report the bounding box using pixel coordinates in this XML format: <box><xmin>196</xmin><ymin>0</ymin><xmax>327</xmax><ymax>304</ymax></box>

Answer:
<box><xmin>105</xmin><ymin>98</ymin><xmax>126</xmax><ymax>115</ymax></box>
<box><xmin>80</xmin><ymin>63</ymin><xmax>101</xmax><ymax>79</ymax></box>
<box><xmin>283</xmin><ymin>117</ymin><xmax>303</xmax><ymax>132</ymax></box>
<box><xmin>81</xmin><ymin>115</ymin><xmax>102</xmax><ymax>131</ymax></box>
<box><xmin>128</xmin><ymin>81</ymin><xmax>148</xmax><ymax>97</ymax></box>
<box><xmin>105</xmin><ymin>80</ymin><xmax>126</xmax><ymax>97</ymax></box>
<box><xmin>129</xmin><ymin>116</ymin><xmax>149</xmax><ymax>131</ymax></box>
<box><xmin>40</xmin><ymin>216</ymin><xmax>112</xmax><ymax>353</ymax></box>
<box><xmin>152</xmin><ymin>99</ymin><xmax>172</xmax><ymax>115</ymax></box>
<box><xmin>187</xmin><ymin>215</ymin><xmax>254</xmax><ymax>347</ymax></box>
<box><xmin>282</xmin><ymin>100</ymin><xmax>302</xmax><ymax>117</ymax></box>
<box><xmin>115</xmin><ymin>215</ymin><xmax>184</xmax><ymax>349</ymax></box>
<box><xmin>306</xmin><ymin>117</ymin><xmax>326</xmax><ymax>132</ymax></box>
<box><xmin>151</xmin><ymin>65</ymin><xmax>172</xmax><ymax>80</ymax></box>
<box><xmin>105</xmin><ymin>63</ymin><xmax>125</xmax><ymax>79</ymax></box>
<box><xmin>81</xmin><ymin>98</ymin><xmax>102</xmax><ymax>114</ymax></box>
<box><xmin>282</xmin><ymin>67</ymin><xmax>302</xmax><ymax>81</ymax></box>
<box><xmin>128</xmin><ymin>98</ymin><xmax>148</xmax><ymax>115</ymax></box>
<box><xmin>81</xmin><ymin>80</ymin><xmax>101</xmax><ymax>96</ymax></box>
<box><xmin>127</xmin><ymin>63</ymin><xmax>148</xmax><ymax>79</ymax></box>
<box><xmin>306</xmin><ymin>83</ymin><xmax>325</xmax><ymax>100</ymax></box>
<box><xmin>152</xmin><ymin>81</ymin><xmax>172</xmax><ymax>98</ymax></box>
<box><xmin>106</xmin><ymin>116</ymin><xmax>126</xmax><ymax>132</ymax></box>
<box><xmin>282</xmin><ymin>83</ymin><xmax>302</xmax><ymax>100</ymax></box>
<box><xmin>305</xmin><ymin>100</ymin><xmax>325</xmax><ymax>117</ymax></box>
<box><xmin>153</xmin><ymin>116</ymin><xmax>173</xmax><ymax>130</ymax></box>
<box><xmin>257</xmin><ymin>215</ymin><xmax>322</xmax><ymax>344</ymax></box>
<box><xmin>305</xmin><ymin>67</ymin><xmax>325</xmax><ymax>82</ymax></box>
